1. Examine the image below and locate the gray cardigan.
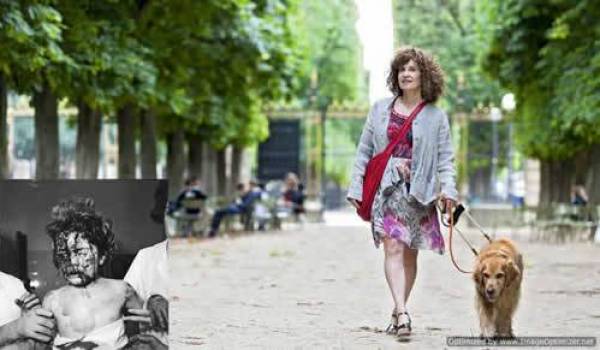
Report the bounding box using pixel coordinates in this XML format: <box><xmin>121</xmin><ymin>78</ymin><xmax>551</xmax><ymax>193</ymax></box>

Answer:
<box><xmin>347</xmin><ymin>97</ymin><xmax>458</xmax><ymax>205</ymax></box>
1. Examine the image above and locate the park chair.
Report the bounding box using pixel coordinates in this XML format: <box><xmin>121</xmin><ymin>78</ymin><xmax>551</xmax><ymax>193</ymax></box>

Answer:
<box><xmin>240</xmin><ymin>199</ymin><xmax>256</xmax><ymax>231</ymax></box>
<box><xmin>173</xmin><ymin>198</ymin><xmax>207</xmax><ymax>237</ymax></box>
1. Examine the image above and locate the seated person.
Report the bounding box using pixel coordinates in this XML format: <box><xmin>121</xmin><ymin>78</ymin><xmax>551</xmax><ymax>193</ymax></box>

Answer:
<box><xmin>281</xmin><ymin>172</ymin><xmax>305</xmax><ymax>216</ymax></box>
<box><xmin>208</xmin><ymin>179</ymin><xmax>263</xmax><ymax>237</ymax></box>
<box><xmin>170</xmin><ymin>177</ymin><xmax>208</xmax><ymax>237</ymax></box>
<box><xmin>253</xmin><ymin>184</ymin><xmax>271</xmax><ymax>231</ymax></box>
<box><xmin>42</xmin><ymin>198</ymin><xmax>143</xmax><ymax>350</ymax></box>
<box><xmin>171</xmin><ymin>176</ymin><xmax>207</xmax><ymax>217</ymax></box>
<box><xmin>0</xmin><ymin>271</ymin><xmax>55</xmax><ymax>349</ymax></box>
<box><xmin>123</xmin><ymin>240</ymin><xmax>168</xmax><ymax>350</ymax></box>
<box><xmin>570</xmin><ymin>183</ymin><xmax>590</xmax><ymax>221</ymax></box>
<box><xmin>571</xmin><ymin>184</ymin><xmax>588</xmax><ymax>206</ymax></box>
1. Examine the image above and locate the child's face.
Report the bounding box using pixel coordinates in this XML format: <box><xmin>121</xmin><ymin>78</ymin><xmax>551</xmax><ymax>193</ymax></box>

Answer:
<box><xmin>55</xmin><ymin>232</ymin><xmax>103</xmax><ymax>287</ymax></box>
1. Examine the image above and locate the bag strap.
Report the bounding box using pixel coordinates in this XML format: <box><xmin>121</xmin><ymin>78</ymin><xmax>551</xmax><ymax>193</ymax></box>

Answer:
<box><xmin>382</xmin><ymin>101</ymin><xmax>427</xmax><ymax>156</ymax></box>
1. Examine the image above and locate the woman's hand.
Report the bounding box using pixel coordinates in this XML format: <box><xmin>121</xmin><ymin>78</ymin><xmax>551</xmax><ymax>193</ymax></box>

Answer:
<box><xmin>396</xmin><ymin>163</ymin><xmax>411</xmax><ymax>182</ymax></box>
<box><xmin>438</xmin><ymin>193</ymin><xmax>457</xmax><ymax>223</ymax></box>
<box><xmin>347</xmin><ymin>198</ymin><xmax>360</xmax><ymax>209</ymax></box>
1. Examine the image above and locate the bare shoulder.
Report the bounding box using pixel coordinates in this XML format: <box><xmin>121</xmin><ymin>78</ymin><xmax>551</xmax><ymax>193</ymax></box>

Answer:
<box><xmin>104</xmin><ymin>278</ymin><xmax>139</xmax><ymax>298</ymax></box>
<box><xmin>42</xmin><ymin>288</ymin><xmax>62</xmax><ymax>310</ymax></box>
<box><xmin>97</xmin><ymin>278</ymin><xmax>130</xmax><ymax>295</ymax></box>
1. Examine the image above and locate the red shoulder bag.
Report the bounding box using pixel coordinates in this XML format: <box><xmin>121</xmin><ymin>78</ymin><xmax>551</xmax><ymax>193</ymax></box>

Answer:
<box><xmin>356</xmin><ymin>101</ymin><xmax>427</xmax><ymax>221</ymax></box>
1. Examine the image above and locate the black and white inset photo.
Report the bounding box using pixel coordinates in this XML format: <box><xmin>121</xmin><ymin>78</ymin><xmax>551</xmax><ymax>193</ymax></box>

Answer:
<box><xmin>0</xmin><ymin>180</ymin><xmax>168</xmax><ymax>350</ymax></box>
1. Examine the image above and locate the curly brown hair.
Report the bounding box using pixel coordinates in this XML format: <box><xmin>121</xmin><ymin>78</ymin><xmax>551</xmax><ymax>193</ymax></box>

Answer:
<box><xmin>386</xmin><ymin>47</ymin><xmax>445</xmax><ymax>103</ymax></box>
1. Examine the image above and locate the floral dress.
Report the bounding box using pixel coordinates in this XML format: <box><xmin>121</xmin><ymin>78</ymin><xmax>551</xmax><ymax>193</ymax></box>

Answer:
<box><xmin>371</xmin><ymin>109</ymin><xmax>445</xmax><ymax>254</ymax></box>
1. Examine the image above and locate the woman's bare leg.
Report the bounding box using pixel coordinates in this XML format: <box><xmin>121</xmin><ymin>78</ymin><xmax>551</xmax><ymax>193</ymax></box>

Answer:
<box><xmin>383</xmin><ymin>238</ymin><xmax>408</xmax><ymax>314</ymax></box>
<box><xmin>403</xmin><ymin>247</ymin><xmax>418</xmax><ymax>303</ymax></box>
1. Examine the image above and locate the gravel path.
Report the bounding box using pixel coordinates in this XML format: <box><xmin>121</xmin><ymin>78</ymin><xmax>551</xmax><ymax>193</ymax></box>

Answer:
<box><xmin>169</xmin><ymin>213</ymin><xmax>600</xmax><ymax>349</ymax></box>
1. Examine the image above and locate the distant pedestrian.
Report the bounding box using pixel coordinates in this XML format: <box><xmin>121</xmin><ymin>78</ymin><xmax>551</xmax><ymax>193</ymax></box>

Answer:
<box><xmin>347</xmin><ymin>47</ymin><xmax>457</xmax><ymax>336</ymax></box>
<box><xmin>509</xmin><ymin>171</ymin><xmax>525</xmax><ymax>209</ymax></box>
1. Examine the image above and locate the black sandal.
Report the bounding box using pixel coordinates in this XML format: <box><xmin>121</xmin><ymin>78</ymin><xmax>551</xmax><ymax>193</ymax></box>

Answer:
<box><xmin>396</xmin><ymin>311</ymin><xmax>412</xmax><ymax>335</ymax></box>
<box><xmin>385</xmin><ymin>311</ymin><xmax>399</xmax><ymax>334</ymax></box>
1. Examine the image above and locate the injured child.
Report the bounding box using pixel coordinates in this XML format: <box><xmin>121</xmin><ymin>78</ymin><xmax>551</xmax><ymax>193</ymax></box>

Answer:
<box><xmin>41</xmin><ymin>198</ymin><xmax>143</xmax><ymax>350</ymax></box>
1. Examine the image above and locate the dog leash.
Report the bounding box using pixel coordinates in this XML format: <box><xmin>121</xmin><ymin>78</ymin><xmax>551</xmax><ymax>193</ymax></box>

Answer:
<box><xmin>438</xmin><ymin>200</ymin><xmax>493</xmax><ymax>274</ymax></box>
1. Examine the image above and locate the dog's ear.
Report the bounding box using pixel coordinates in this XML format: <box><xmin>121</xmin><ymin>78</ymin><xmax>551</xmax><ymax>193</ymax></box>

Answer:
<box><xmin>505</xmin><ymin>259</ymin><xmax>521</xmax><ymax>287</ymax></box>
<box><xmin>473</xmin><ymin>262</ymin><xmax>484</xmax><ymax>288</ymax></box>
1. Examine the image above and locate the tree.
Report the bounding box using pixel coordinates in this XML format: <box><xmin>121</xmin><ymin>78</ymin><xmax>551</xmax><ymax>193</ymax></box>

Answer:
<box><xmin>292</xmin><ymin>0</ymin><xmax>364</xmax><ymax>110</ymax></box>
<box><xmin>0</xmin><ymin>1</ymin><xmax>66</xmax><ymax>179</ymax></box>
<box><xmin>138</xmin><ymin>0</ymin><xmax>302</xmax><ymax>195</ymax></box>
<box><xmin>393</xmin><ymin>0</ymin><xmax>506</xmax><ymax>195</ymax></box>
<box><xmin>285</xmin><ymin>0</ymin><xmax>365</xmax><ymax>189</ymax></box>
<box><xmin>482</xmin><ymin>0</ymin><xmax>600</xmax><ymax>206</ymax></box>
<box><xmin>53</xmin><ymin>0</ymin><xmax>157</xmax><ymax>179</ymax></box>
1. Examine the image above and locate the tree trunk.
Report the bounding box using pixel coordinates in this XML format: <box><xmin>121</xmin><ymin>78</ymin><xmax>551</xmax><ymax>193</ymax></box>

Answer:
<box><xmin>231</xmin><ymin>145</ymin><xmax>244</xmax><ymax>192</ymax></box>
<box><xmin>585</xmin><ymin>145</ymin><xmax>600</xmax><ymax>206</ymax></box>
<box><xmin>216</xmin><ymin>148</ymin><xmax>227</xmax><ymax>197</ymax></box>
<box><xmin>538</xmin><ymin>159</ymin><xmax>551</xmax><ymax>217</ymax></box>
<box><xmin>117</xmin><ymin>103</ymin><xmax>136</xmax><ymax>179</ymax></box>
<box><xmin>548</xmin><ymin>160</ymin><xmax>560</xmax><ymax>204</ymax></box>
<box><xmin>75</xmin><ymin>102</ymin><xmax>102</xmax><ymax>179</ymax></box>
<box><xmin>202</xmin><ymin>143</ymin><xmax>217</xmax><ymax>197</ymax></box>
<box><xmin>140</xmin><ymin>109</ymin><xmax>157</xmax><ymax>179</ymax></box>
<box><xmin>539</xmin><ymin>158</ymin><xmax>575</xmax><ymax>215</ymax></box>
<box><xmin>166</xmin><ymin>130</ymin><xmax>185</xmax><ymax>197</ymax></box>
<box><xmin>0</xmin><ymin>74</ymin><xmax>8</xmax><ymax>179</ymax></box>
<box><xmin>33</xmin><ymin>83</ymin><xmax>59</xmax><ymax>179</ymax></box>
<box><xmin>187</xmin><ymin>134</ymin><xmax>203</xmax><ymax>180</ymax></box>
<box><xmin>469</xmin><ymin>166</ymin><xmax>492</xmax><ymax>201</ymax></box>
<box><xmin>550</xmin><ymin>158</ymin><xmax>574</xmax><ymax>203</ymax></box>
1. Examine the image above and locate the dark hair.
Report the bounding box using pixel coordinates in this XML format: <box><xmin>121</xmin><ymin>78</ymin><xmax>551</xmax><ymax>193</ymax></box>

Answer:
<box><xmin>46</xmin><ymin>197</ymin><xmax>115</xmax><ymax>267</ymax></box>
<box><xmin>185</xmin><ymin>176</ymin><xmax>198</xmax><ymax>186</ymax></box>
<box><xmin>386</xmin><ymin>47</ymin><xmax>444</xmax><ymax>103</ymax></box>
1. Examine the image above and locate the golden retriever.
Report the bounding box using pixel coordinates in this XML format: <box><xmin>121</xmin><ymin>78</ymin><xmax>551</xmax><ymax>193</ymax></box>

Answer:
<box><xmin>473</xmin><ymin>238</ymin><xmax>523</xmax><ymax>338</ymax></box>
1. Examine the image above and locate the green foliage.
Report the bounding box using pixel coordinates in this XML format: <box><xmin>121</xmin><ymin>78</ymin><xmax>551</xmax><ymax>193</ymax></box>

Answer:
<box><xmin>0</xmin><ymin>1</ymin><xmax>68</xmax><ymax>91</ymax></box>
<box><xmin>137</xmin><ymin>0</ymin><xmax>301</xmax><ymax>148</ymax></box>
<box><xmin>393</xmin><ymin>0</ymin><xmax>503</xmax><ymax>114</ymax></box>
<box><xmin>54</xmin><ymin>0</ymin><xmax>157</xmax><ymax>111</ymax></box>
<box><xmin>283</xmin><ymin>0</ymin><xmax>365</xmax><ymax>184</ymax></box>
<box><xmin>290</xmin><ymin>0</ymin><xmax>365</xmax><ymax>109</ymax></box>
<box><xmin>325</xmin><ymin>118</ymin><xmax>364</xmax><ymax>186</ymax></box>
<box><xmin>2</xmin><ymin>0</ymin><xmax>303</xmax><ymax>152</ymax></box>
<box><xmin>482</xmin><ymin>0</ymin><xmax>600</xmax><ymax>160</ymax></box>
<box><xmin>393</xmin><ymin>0</ymin><xmax>507</xmax><ymax>181</ymax></box>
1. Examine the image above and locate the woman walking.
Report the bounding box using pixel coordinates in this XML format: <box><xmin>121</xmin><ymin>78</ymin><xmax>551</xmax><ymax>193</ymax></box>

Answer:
<box><xmin>347</xmin><ymin>47</ymin><xmax>458</xmax><ymax>335</ymax></box>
